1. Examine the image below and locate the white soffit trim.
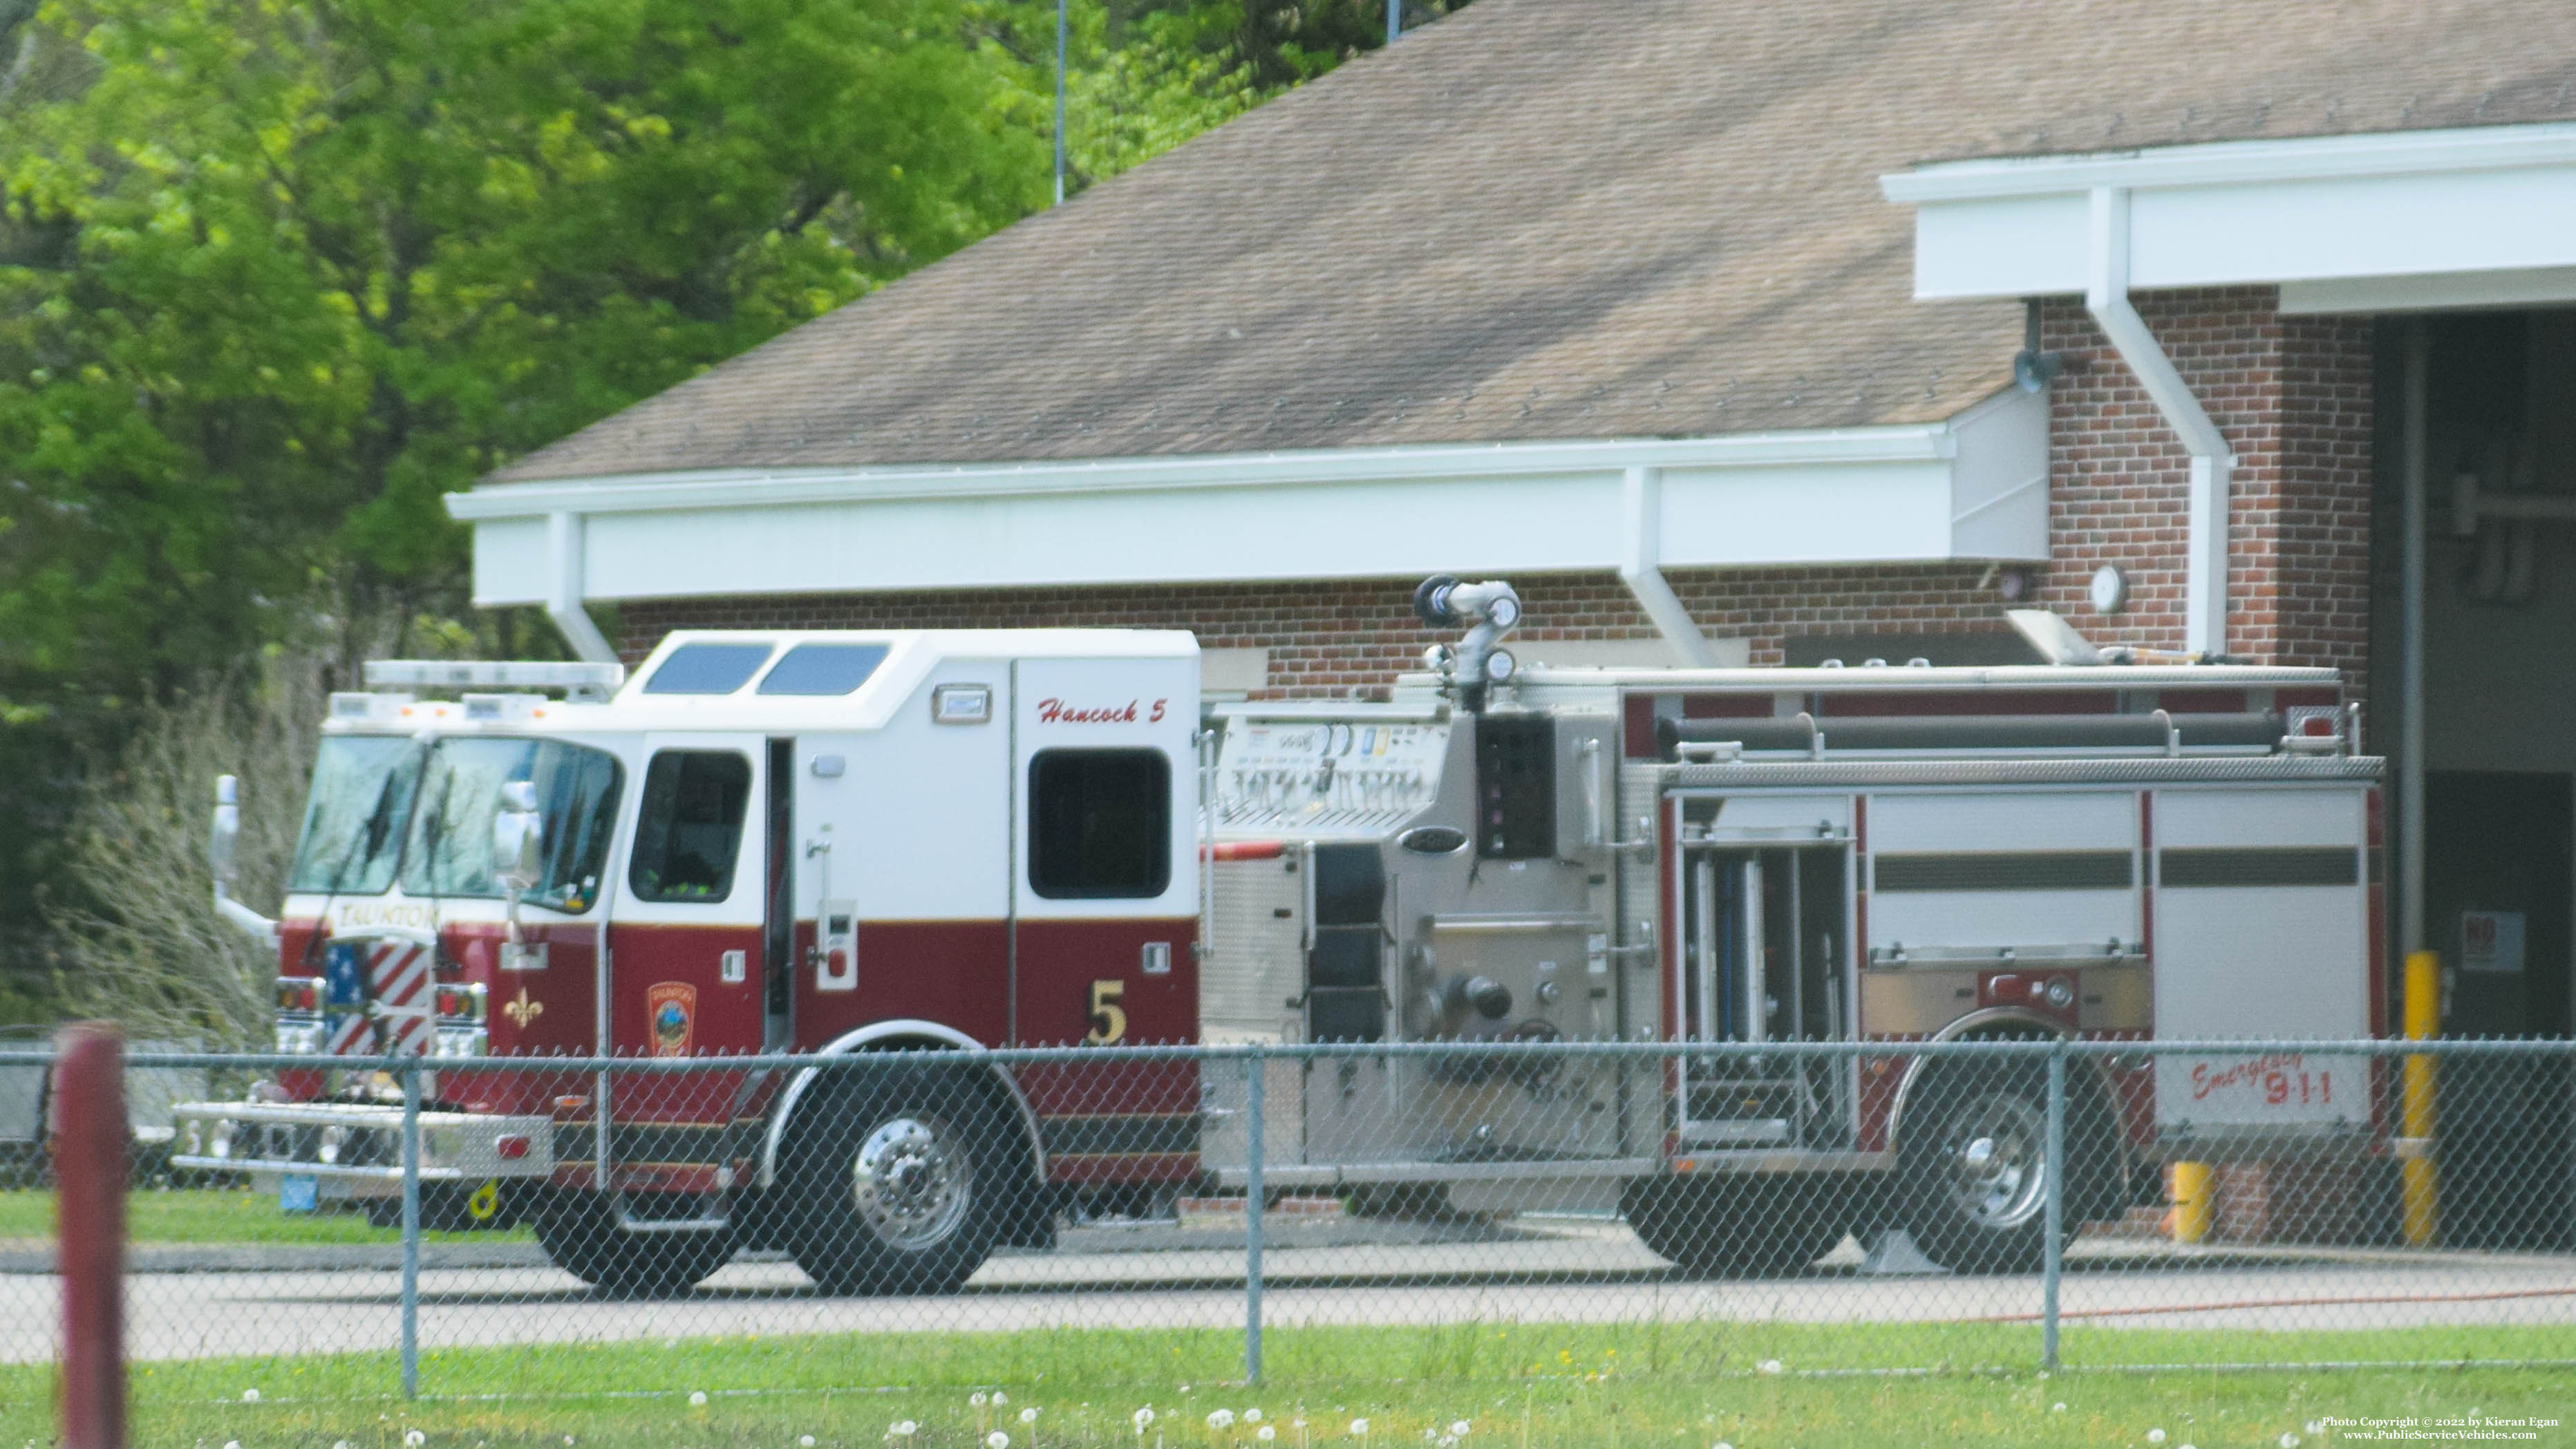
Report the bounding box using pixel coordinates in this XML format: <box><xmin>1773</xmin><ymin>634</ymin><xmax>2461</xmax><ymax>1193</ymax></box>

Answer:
<box><xmin>1881</xmin><ymin>122</ymin><xmax>2576</xmax><ymax>301</ymax></box>
<box><xmin>453</xmin><ymin>391</ymin><xmax>2048</xmax><ymax>607</ymax></box>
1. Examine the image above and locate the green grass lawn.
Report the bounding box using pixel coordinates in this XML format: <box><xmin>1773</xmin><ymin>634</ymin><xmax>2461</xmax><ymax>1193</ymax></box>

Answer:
<box><xmin>0</xmin><ymin>1188</ymin><xmax>531</xmax><ymax>1245</ymax></box>
<box><xmin>3</xmin><ymin>1322</ymin><xmax>2569</xmax><ymax>1447</ymax></box>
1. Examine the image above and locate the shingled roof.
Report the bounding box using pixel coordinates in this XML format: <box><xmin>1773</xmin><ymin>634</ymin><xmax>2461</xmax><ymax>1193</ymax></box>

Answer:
<box><xmin>488</xmin><ymin>0</ymin><xmax>2576</xmax><ymax>485</ymax></box>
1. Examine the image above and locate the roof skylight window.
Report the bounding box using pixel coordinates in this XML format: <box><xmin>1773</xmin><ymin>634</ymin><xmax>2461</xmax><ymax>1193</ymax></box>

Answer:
<box><xmin>643</xmin><ymin>642</ymin><xmax>775</xmax><ymax>695</ymax></box>
<box><xmin>757</xmin><ymin>642</ymin><xmax>892</xmax><ymax>696</ymax></box>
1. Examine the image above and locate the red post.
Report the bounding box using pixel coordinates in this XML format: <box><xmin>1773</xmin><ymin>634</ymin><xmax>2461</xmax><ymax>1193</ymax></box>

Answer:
<box><xmin>55</xmin><ymin>1022</ymin><xmax>125</xmax><ymax>1449</ymax></box>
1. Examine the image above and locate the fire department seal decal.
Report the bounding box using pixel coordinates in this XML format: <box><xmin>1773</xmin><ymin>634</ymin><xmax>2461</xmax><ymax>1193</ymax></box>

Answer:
<box><xmin>646</xmin><ymin>982</ymin><xmax>696</xmax><ymax>1056</ymax></box>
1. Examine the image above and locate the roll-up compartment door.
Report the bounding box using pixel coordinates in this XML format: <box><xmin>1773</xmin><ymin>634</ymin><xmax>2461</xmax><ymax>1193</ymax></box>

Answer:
<box><xmin>2151</xmin><ymin>785</ymin><xmax>2369</xmax><ymax>1135</ymax></box>
<box><xmin>1865</xmin><ymin>791</ymin><xmax>2139</xmax><ymax>957</ymax></box>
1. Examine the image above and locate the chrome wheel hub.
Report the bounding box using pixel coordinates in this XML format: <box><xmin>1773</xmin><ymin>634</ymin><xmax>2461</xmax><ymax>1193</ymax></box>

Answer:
<box><xmin>1943</xmin><ymin>1092</ymin><xmax>2048</xmax><ymax>1230</ymax></box>
<box><xmin>849</xmin><ymin>1114</ymin><xmax>972</xmax><ymax>1251</ymax></box>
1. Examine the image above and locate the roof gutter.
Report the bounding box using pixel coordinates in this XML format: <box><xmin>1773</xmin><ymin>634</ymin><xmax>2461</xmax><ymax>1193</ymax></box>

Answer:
<box><xmin>2085</xmin><ymin>186</ymin><xmax>2230</xmax><ymax>659</ymax></box>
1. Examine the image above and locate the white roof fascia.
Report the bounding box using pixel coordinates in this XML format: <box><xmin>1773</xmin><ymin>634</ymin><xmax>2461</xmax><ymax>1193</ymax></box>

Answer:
<box><xmin>454</xmin><ymin>398</ymin><xmax>2050</xmax><ymax>608</ymax></box>
<box><xmin>1881</xmin><ymin>122</ymin><xmax>2576</xmax><ymax>302</ymax></box>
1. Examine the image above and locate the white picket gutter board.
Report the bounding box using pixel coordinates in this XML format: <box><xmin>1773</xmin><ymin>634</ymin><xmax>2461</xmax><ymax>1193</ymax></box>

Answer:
<box><xmin>451</xmin><ymin>390</ymin><xmax>2049</xmax><ymax>660</ymax></box>
<box><xmin>1883</xmin><ymin>121</ymin><xmax>2576</xmax><ymax>304</ymax></box>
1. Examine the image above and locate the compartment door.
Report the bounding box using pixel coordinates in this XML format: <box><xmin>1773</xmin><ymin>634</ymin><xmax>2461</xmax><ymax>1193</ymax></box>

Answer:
<box><xmin>2151</xmin><ymin>785</ymin><xmax>2370</xmax><ymax>1136</ymax></box>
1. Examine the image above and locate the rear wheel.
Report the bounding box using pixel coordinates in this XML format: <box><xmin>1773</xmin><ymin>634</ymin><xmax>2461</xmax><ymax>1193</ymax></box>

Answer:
<box><xmin>1897</xmin><ymin>1060</ymin><xmax>2112</xmax><ymax>1274</ymax></box>
<box><xmin>532</xmin><ymin>1190</ymin><xmax>735</xmax><ymax>1296</ymax></box>
<box><xmin>784</xmin><ymin>1066</ymin><xmax>1006</xmax><ymax>1296</ymax></box>
<box><xmin>1622</xmin><ymin>1175</ymin><xmax>1845</xmax><ymax>1278</ymax></box>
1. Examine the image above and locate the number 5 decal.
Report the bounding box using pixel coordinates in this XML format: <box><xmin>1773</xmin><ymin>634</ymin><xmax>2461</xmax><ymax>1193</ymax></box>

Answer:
<box><xmin>1084</xmin><ymin>980</ymin><xmax>1128</xmax><ymax>1045</ymax></box>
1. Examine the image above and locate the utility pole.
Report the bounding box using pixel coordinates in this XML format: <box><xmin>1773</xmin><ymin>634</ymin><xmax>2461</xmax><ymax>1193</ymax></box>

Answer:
<box><xmin>1054</xmin><ymin>0</ymin><xmax>1069</xmax><ymax>205</ymax></box>
<box><xmin>1386</xmin><ymin>0</ymin><xmax>1400</xmax><ymax>44</ymax></box>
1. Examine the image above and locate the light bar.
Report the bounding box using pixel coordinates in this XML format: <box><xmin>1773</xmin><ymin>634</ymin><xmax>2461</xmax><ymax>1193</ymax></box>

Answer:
<box><xmin>363</xmin><ymin>660</ymin><xmax>625</xmax><ymax>695</ymax></box>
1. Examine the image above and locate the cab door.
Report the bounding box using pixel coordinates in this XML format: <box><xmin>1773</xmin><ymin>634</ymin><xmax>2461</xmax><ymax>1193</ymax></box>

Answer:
<box><xmin>1010</xmin><ymin>653</ymin><xmax>1201</xmax><ymax>1180</ymax></box>
<box><xmin>610</xmin><ymin>736</ymin><xmax>767</xmax><ymax>1056</ymax></box>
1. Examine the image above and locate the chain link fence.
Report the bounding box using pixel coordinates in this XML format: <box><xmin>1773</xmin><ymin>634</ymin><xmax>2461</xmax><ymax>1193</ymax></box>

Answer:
<box><xmin>3</xmin><ymin>1038</ymin><xmax>2572</xmax><ymax>1414</ymax></box>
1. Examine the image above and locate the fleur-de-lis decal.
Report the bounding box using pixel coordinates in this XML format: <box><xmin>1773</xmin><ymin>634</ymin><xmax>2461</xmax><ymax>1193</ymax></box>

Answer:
<box><xmin>503</xmin><ymin>987</ymin><xmax>543</xmax><ymax>1029</ymax></box>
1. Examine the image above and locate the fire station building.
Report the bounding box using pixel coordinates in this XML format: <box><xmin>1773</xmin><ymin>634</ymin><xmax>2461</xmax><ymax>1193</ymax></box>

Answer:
<box><xmin>451</xmin><ymin>0</ymin><xmax>2576</xmax><ymax>1058</ymax></box>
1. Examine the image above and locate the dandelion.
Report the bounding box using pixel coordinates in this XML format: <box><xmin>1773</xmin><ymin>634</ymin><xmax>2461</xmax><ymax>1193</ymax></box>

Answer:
<box><xmin>1246</xmin><ymin>1410</ymin><xmax>1263</xmax><ymax>1424</ymax></box>
<box><xmin>2282</xmin><ymin>1437</ymin><xmax>2301</xmax><ymax>1448</ymax></box>
<box><xmin>690</xmin><ymin>1391</ymin><xmax>709</xmax><ymax>1408</ymax></box>
<box><xmin>2147</xmin><ymin>1433</ymin><xmax>2167</xmax><ymax>1445</ymax></box>
<box><xmin>1212</xmin><ymin>1410</ymin><xmax>1237</xmax><ymax>1430</ymax></box>
<box><xmin>975</xmin><ymin>1392</ymin><xmax>992</xmax><ymax>1409</ymax></box>
<box><xmin>989</xmin><ymin>1434</ymin><xmax>1011</xmax><ymax>1449</ymax></box>
<box><xmin>996</xmin><ymin>1392</ymin><xmax>1010</xmax><ymax>1407</ymax></box>
<box><xmin>1715</xmin><ymin>1443</ymin><xmax>1734</xmax><ymax>1449</ymax></box>
<box><xmin>1135</xmin><ymin>1407</ymin><xmax>1158</xmax><ymax>1434</ymax></box>
<box><xmin>1023</xmin><ymin>1408</ymin><xmax>1041</xmax><ymax>1425</ymax></box>
<box><xmin>805</xmin><ymin>1439</ymin><xmax>819</xmax><ymax>1447</ymax></box>
<box><xmin>2051</xmin><ymin>1403</ymin><xmax>2067</xmax><ymax>1413</ymax></box>
<box><xmin>1756</xmin><ymin>1360</ymin><xmax>1783</xmax><ymax>1376</ymax></box>
<box><xmin>1451</xmin><ymin>1423</ymin><xmax>1471</xmax><ymax>1439</ymax></box>
<box><xmin>406</xmin><ymin>1433</ymin><xmax>426</xmax><ymax>1448</ymax></box>
<box><xmin>1258</xmin><ymin>1430</ymin><xmax>1277</xmax><ymax>1443</ymax></box>
<box><xmin>241</xmin><ymin>1390</ymin><xmax>261</xmax><ymax>1403</ymax></box>
<box><xmin>1351</xmin><ymin>1419</ymin><xmax>1370</xmax><ymax>1439</ymax></box>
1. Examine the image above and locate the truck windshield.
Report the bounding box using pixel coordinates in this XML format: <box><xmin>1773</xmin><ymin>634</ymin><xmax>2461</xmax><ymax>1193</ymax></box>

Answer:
<box><xmin>401</xmin><ymin>738</ymin><xmax>622</xmax><ymax>911</ymax></box>
<box><xmin>287</xmin><ymin>736</ymin><xmax>427</xmax><ymax>895</ymax></box>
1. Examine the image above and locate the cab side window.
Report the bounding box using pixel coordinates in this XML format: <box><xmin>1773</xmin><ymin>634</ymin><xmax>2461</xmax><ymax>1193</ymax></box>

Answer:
<box><xmin>1028</xmin><ymin>748</ymin><xmax>1170</xmax><ymax>899</ymax></box>
<box><xmin>630</xmin><ymin>751</ymin><xmax>753</xmax><ymax>902</ymax></box>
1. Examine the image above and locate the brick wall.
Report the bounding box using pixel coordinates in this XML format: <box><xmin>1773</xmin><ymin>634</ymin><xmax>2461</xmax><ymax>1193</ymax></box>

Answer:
<box><xmin>619</xmin><ymin>288</ymin><xmax>2377</xmax><ymax>699</ymax></box>
<box><xmin>2034</xmin><ymin>288</ymin><xmax>2376</xmax><ymax>698</ymax></box>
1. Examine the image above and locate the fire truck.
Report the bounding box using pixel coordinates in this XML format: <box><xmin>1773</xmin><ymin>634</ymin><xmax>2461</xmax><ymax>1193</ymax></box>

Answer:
<box><xmin>175</xmin><ymin>579</ymin><xmax>2382</xmax><ymax>1290</ymax></box>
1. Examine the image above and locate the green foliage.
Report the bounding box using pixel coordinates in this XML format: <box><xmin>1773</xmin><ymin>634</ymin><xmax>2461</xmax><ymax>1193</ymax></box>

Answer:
<box><xmin>0</xmin><ymin>0</ymin><xmax>1436</xmax><ymax>1011</ymax></box>
<box><xmin>0</xmin><ymin>0</ymin><xmax>1059</xmax><ymax>1007</ymax></box>
<box><xmin>0</xmin><ymin>0</ymin><xmax>1052</xmax><ymax>711</ymax></box>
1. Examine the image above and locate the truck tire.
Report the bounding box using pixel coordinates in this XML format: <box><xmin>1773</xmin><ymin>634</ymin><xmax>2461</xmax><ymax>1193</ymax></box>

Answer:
<box><xmin>1621</xmin><ymin>1176</ymin><xmax>1844</xmax><ymax>1278</ymax></box>
<box><xmin>532</xmin><ymin>1189</ymin><xmax>735</xmax><ymax>1296</ymax></box>
<box><xmin>1897</xmin><ymin>1060</ymin><xmax>2111</xmax><ymax>1275</ymax></box>
<box><xmin>784</xmin><ymin>1065</ymin><xmax>1005</xmax><ymax>1296</ymax></box>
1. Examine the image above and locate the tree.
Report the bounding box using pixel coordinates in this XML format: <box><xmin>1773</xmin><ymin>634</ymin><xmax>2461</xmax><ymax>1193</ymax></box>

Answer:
<box><xmin>0</xmin><ymin>0</ymin><xmax>1440</xmax><ymax>1013</ymax></box>
<box><xmin>0</xmin><ymin>0</ymin><xmax>1057</xmax><ymax>1005</ymax></box>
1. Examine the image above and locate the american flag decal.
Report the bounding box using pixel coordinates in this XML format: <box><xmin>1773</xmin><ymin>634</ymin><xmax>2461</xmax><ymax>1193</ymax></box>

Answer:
<box><xmin>322</xmin><ymin>932</ymin><xmax>437</xmax><ymax>1056</ymax></box>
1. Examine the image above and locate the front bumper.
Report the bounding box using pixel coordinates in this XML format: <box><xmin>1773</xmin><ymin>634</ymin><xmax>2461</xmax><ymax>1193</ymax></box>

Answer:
<box><xmin>169</xmin><ymin>1100</ymin><xmax>554</xmax><ymax>1197</ymax></box>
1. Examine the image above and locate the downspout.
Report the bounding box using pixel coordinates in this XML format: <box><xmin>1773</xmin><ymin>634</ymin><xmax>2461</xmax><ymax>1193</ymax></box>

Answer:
<box><xmin>1619</xmin><ymin>465</ymin><xmax>1720</xmax><ymax>667</ymax></box>
<box><xmin>546</xmin><ymin>511</ymin><xmax>620</xmax><ymax>665</ymax></box>
<box><xmin>2086</xmin><ymin>187</ymin><xmax>2234</xmax><ymax>659</ymax></box>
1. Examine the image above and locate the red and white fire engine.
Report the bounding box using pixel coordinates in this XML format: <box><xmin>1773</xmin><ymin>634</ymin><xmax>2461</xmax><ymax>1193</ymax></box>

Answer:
<box><xmin>176</xmin><ymin>579</ymin><xmax>2382</xmax><ymax>1289</ymax></box>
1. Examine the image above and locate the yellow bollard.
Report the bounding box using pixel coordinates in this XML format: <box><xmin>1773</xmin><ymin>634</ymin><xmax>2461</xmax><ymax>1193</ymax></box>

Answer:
<box><xmin>2170</xmin><ymin>1161</ymin><xmax>2214</xmax><ymax>1244</ymax></box>
<box><xmin>2399</xmin><ymin>948</ymin><xmax>2441</xmax><ymax>1247</ymax></box>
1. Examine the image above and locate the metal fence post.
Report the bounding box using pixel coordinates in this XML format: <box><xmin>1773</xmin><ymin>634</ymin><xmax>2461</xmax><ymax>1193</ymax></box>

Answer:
<box><xmin>399</xmin><ymin>1058</ymin><xmax>422</xmax><ymax>1400</ymax></box>
<box><xmin>2041</xmin><ymin>1041</ymin><xmax>2065</xmax><ymax>1373</ymax></box>
<box><xmin>1244</xmin><ymin>1045</ymin><xmax>1265</xmax><ymax>1387</ymax></box>
<box><xmin>55</xmin><ymin>1023</ymin><xmax>126</xmax><ymax>1449</ymax></box>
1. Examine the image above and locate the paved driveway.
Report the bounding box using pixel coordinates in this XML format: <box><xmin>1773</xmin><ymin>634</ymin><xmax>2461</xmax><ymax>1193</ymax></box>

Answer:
<box><xmin>6</xmin><ymin>1218</ymin><xmax>2573</xmax><ymax>1365</ymax></box>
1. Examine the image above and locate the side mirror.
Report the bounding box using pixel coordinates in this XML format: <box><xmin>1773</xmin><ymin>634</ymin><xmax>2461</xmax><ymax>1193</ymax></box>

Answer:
<box><xmin>210</xmin><ymin>774</ymin><xmax>277</xmax><ymax>946</ymax></box>
<box><xmin>493</xmin><ymin>780</ymin><xmax>550</xmax><ymax>970</ymax></box>
<box><xmin>491</xmin><ymin>780</ymin><xmax>545</xmax><ymax>892</ymax></box>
